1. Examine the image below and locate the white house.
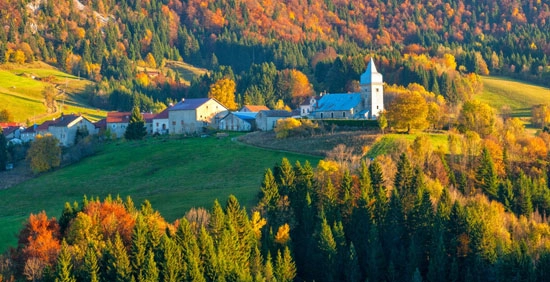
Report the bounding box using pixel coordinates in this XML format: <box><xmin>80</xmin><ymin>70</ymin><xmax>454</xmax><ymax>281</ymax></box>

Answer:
<box><xmin>152</xmin><ymin>107</ymin><xmax>170</xmax><ymax>135</ymax></box>
<box><xmin>256</xmin><ymin>110</ymin><xmax>293</xmax><ymax>131</ymax></box>
<box><xmin>311</xmin><ymin>58</ymin><xmax>384</xmax><ymax>119</ymax></box>
<box><xmin>299</xmin><ymin>96</ymin><xmax>319</xmax><ymax>117</ymax></box>
<box><xmin>47</xmin><ymin>114</ymin><xmax>96</xmax><ymax>146</ymax></box>
<box><xmin>219</xmin><ymin>112</ymin><xmax>257</xmax><ymax>131</ymax></box>
<box><xmin>106</xmin><ymin>112</ymin><xmax>130</xmax><ymax>138</ymax></box>
<box><xmin>168</xmin><ymin>98</ymin><xmax>228</xmax><ymax>134</ymax></box>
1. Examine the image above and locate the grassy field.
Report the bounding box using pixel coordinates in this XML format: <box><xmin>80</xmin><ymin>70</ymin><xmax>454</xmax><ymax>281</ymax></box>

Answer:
<box><xmin>0</xmin><ymin>62</ymin><xmax>106</xmax><ymax>123</ymax></box>
<box><xmin>477</xmin><ymin>76</ymin><xmax>550</xmax><ymax>117</ymax></box>
<box><xmin>366</xmin><ymin>133</ymin><xmax>449</xmax><ymax>158</ymax></box>
<box><xmin>0</xmin><ymin>134</ymin><xmax>320</xmax><ymax>253</ymax></box>
<box><xmin>164</xmin><ymin>60</ymin><xmax>208</xmax><ymax>85</ymax></box>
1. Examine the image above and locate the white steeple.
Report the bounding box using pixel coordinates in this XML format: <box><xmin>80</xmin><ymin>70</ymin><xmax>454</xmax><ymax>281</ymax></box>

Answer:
<box><xmin>359</xmin><ymin>58</ymin><xmax>384</xmax><ymax>119</ymax></box>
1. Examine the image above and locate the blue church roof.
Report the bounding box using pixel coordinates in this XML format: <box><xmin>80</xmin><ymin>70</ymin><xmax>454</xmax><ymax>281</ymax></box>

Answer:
<box><xmin>313</xmin><ymin>93</ymin><xmax>362</xmax><ymax>112</ymax></box>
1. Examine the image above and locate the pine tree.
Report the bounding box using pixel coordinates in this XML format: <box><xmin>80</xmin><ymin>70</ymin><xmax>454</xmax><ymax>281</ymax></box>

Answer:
<box><xmin>159</xmin><ymin>235</ymin><xmax>181</xmax><ymax>282</ymax></box>
<box><xmin>345</xmin><ymin>242</ymin><xmax>361</xmax><ymax>282</ymax></box>
<box><xmin>476</xmin><ymin>147</ymin><xmax>499</xmax><ymax>199</ymax></box>
<box><xmin>275</xmin><ymin>247</ymin><xmax>297</xmax><ymax>282</ymax></box>
<box><xmin>317</xmin><ymin>217</ymin><xmax>337</xmax><ymax>281</ymax></box>
<box><xmin>130</xmin><ymin>215</ymin><xmax>147</xmax><ymax>280</ymax></box>
<box><xmin>55</xmin><ymin>240</ymin><xmax>76</xmax><ymax>282</ymax></box>
<box><xmin>82</xmin><ymin>244</ymin><xmax>100</xmax><ymax>282</ymax></box>
<box><xmin>141</xmin><ymin>250</ymin><xmax>159</xmax><ymax>282</ymax></box>
<box><xmin>124</xmin><ymin>105</ymin><xmax>146</xmax><ymax>140</ymax></box>
<box><xmin>104</xmin><ymin>233</ymin><xmax>132</xmax><ymax>282</ymax></box>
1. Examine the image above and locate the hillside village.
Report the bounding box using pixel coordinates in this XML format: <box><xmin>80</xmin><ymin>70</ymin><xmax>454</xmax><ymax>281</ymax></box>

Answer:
<box><xmin>2</xmin><ymin>60</ymin><xmax>385</xmax><ymax>149</ymax></box>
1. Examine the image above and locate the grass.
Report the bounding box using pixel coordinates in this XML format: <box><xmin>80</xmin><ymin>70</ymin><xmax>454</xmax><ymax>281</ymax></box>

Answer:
<box><xmin>477</xmin><ymin>76</ymin><xmax>550</xmax><ymax>117</ymax></box>
<box><xmin>0</xmin><ymin>62</ymin><xmax>106</xmax><ymax>123</ymax></box>
<box><xmin>164</xmin><ymin>60</ymin><xmax>208</xmax><ymax>85</ymax></box>
<box><xmin>0</xmin><ymin>134</ymin><xmax>320</xmax><ymax>253</ymax></box>
<box><xmin>367</xmin><ymin>133</ymin><xmax>449</xmax><ymax>158</ymax></box>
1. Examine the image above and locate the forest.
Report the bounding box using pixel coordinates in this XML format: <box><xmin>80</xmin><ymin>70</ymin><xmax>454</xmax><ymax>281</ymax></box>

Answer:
<box><xmin>4</xmin><ymin>135</ymin><xmax>550</xmax><ymax>281</ymax></box>
<box><xmin>0</xmin><ymin>0</ymin><xmax>549</xmax><ymax>113</ymax></box>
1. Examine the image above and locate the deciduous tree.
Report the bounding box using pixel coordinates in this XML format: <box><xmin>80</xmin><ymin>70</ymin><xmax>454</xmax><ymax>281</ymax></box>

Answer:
<box><xmin>208</xmin><ymin>78</ymin><xmax>237</xmax><ymax>110</ymax></box>
<box><xmin>27</xmin><ymin>134</ymin><xmax>61</xmax><ymax>173</ymax></box>
<box><xmin>386</xmin><ymin>89</ymin><xmax>428</xmax><ymax>133</ymax></box>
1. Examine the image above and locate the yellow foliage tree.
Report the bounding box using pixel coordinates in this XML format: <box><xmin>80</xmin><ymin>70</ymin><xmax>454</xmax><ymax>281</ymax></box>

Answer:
<box><xmin>275</xmin><ymin>118</ymin><xmax>302</xmax><ymax>139</ymax></box>
<box><xmin>145</xmin><ymin>53</ymin><xmax>157</xmax><ymax>68</ymax></box>
<box><xmin>386</xmin><ymin>90</ymin><xmax>429</xmax><ymax>133</ymax></box>
<box><xmin>208</xmin><ymin>78</ymin><xmax>238</xmax><ymax>110</ymax></box>
<box><xmin>26</xmin><ymin>134</ymin><xmax>61</xmax><ymax>173</ymax></box>
<box><xmin>274</xmin><ymin>223</ymin><xmax>291</xmax><ymax>245</ymax></box>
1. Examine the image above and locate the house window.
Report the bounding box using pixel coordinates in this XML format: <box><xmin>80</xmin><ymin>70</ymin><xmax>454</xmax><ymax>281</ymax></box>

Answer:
<box><xmin>331</xmin><ymin>113</ymin><xmax>334</xmax><ymax>118</ymax></box>
<box><xmin>156</xmin><ymin>122</ymin><xmax>159</xmax><ymax>127</ymax></box>
<box><xmin>377</xmin><ymin>106</ymin><xmax>379</xmax><ymax>109</ymax></box>
<box><xmin>376</xmin><ymin>88</ymin><xmax>379</xmax><ymax>92</ymax></box>
<box><xmin>181</xmin><ymin>120</ymin><xmax>184</xmax><ymax>125</ymax></box>
<box><xmin>302</xmin><ymin>109</ymin><xmax>305</xmax><ymax>114</ymax></box>
<box><xmin>343</xmin><ymin>112</ymin><xmax>346</xmax><ymax>117</ymax></box>
<box><xmin>320</xmin><ymin>113</ymin><xmax>323</xmax><ymax>118</ymax></box>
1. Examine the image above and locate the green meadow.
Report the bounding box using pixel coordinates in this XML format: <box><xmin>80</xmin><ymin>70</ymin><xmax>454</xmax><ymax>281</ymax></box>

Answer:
<box><xmin>0</xmin><ymin>62</ymin><xmax>106</xmax><ymax>123</ymax></box>
<box><xmin>477</xmin><ymin>76</ymin><xmax>550</xmax><ymax>117</ymax></box>
<box><xmin>0</xmin><ymin>135</ymin><xmax>320</xmax><ymax>253</ymax></box>
<box><xmin>367</xmin><ymin>133</ymin><xmax>449</xmax><ymax>158</ymax></box>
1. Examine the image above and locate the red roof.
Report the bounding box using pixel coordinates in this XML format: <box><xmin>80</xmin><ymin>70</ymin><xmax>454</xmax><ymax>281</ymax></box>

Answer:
<box><xmin>0</xmin><ymin>122</ymin><xmax>19</xmax><ymax>128</ymax></box>
<box><xmin>154</xmin><ymin>107</ymin><xmax>170</xmax><ymax>119</ymax></box>
<box><xmin>241</xmin><ymin>105</ymin><xmax>270</xmax><ymax>112</ymax></box>
<box><xmin>142</xmin><ymin>113</ymin><xmax>155</xmax><ymax>122</ymax></box>
<box><xmin>106</xmin><ymin>112</ymin><xmax>131</xmax><ymax>123</ymax></box>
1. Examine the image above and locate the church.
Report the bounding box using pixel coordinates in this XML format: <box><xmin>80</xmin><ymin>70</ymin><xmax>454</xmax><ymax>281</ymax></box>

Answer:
<box><xmin>310</xmin><ymin>58</ymin><xmax>384</xmax><ymax>120</ymax></box>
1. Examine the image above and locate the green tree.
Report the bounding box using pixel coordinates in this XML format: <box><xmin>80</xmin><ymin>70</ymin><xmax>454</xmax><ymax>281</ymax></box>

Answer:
<box><xmin>476</xmin><ymin>147</ymin><xmax>499</xmax><ymax>199</ymax></box>
<box><xmin>275</xmin><ymin>247</ymin><xmax>297</xmax><ymax>282</ymax></box>
<box><xmin>104</xmin><ymin>233</ymin><xmax>132</xmax><ymax>282</ymax></box>
<box><xmin>141</xmin><ymin>249</ymin><xmax>159</xmax><ymax>282</ymax></box>
<box><xmin>378</xmin><ymin>112</ymin><xmax>388</xmax><ymax>134</ymax></box>
<box><xmin>124</xmin><ymin>106</ymin><xmax>146</xmax><ymax>140</ymax></box>
<box><xmin>55</xmin><ymin>240</ymin><xmax>76</xmax><ymax>282</ymax></box>
<box><xmin>82</xmin><ymin>244</ymin><xmax>100</xmax><ymax>282</ymax></box>
<box><xmin>27</xmin><ymin>134</ymin><xmax>61</xmax><ymax>173</ymax></box>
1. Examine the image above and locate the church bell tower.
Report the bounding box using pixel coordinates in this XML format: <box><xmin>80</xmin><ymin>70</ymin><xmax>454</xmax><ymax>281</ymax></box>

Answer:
<box><xmin>360</xmin><ymin>58</ymin><xmax>384</xmax><ymax>119</ymax></box>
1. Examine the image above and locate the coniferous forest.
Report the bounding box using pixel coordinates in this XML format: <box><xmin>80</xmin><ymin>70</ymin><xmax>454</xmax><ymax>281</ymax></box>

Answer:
<box><xmin>4</xmin><ymin>150</ymin><xmax>550</xmax><ymax>281</ymax></box>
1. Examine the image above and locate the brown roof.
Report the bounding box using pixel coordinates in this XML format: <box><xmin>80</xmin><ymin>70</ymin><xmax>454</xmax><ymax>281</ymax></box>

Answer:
<box><xmin>106</xmin><ymin>112</ymin><xmax>131</xmax><ymax>123</ymax></box>
<box><xmin>2</xmin><ymin>126</ymin><xmax>19</xmax><ymax>136</ymax></box>
<box><xmin>49</xmin><ymin>114</ymin><xmax>81</xmax><ymax>127</ymax></box>
<box><xmin>242</xmin><ymin>105</ymin><xmax>270</xmax><ymax>112</ymax></box>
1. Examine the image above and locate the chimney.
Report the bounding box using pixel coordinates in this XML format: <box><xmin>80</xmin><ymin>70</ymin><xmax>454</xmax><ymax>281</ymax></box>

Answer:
<box><xmin>181</xmin><ymin>98</ymin><xmax>185</xmax><ymax>103</ymax></box>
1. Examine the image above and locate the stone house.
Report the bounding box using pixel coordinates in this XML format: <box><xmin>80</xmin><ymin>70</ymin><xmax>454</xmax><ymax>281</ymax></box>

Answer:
<box><xmin>256</xmin><ymin>110</ymin><xmax>293</xmax><ymax>131</ymax></box>
<box><xmin>219</xmin><ymin>112</ymin><xmax>257</xmax><ymax>131</ymax></box>
<box><xmin>168</xmin><ymin>98</ymin><xmax>228</xmax><ymax>134</ymax></box>
<box><xmin>152</xmin><ymin>107</ymin><xmax>170</xmax><ymax>135</ymax></box>
<box><xmin>240</xmin><ymin>105</ymin><xmax>269</xmax><ymax>113</ymax></box>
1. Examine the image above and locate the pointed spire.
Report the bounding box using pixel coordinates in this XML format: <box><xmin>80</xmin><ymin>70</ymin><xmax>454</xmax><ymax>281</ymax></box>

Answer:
<box><xmin>360</xmin><ymin>58</ymin><xmax>383</xmax><ymax>85</ymax></box>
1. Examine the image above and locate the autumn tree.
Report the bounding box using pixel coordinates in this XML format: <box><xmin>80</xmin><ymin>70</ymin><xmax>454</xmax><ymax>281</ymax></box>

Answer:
<box><xmin>386</xmin><ymin>89</ymin><xmax>429</xmax><ymax>133</ymax></box>
<box><xmin>0</xmin><ymin>109</ymin><xmax>12</xmax><ymax>122</ymax></box>
<box><xmin>124</xmin><ymin>106</ymin><xmax>146</xmax><ymax>140</ymax></box>
<box><xmin>208</xmin><ymin>78</ymin><xmax>238</xmax><ymax>110</ymax></box>
<box><xmin>458</xmin><ymin>100</ymin><xmax>495</xmax><ymax>137</ymax></box>
<box><xmin>532</xmin><ymin>104</ymin><xmax>550</xmax><ymax>128</ymax></box>
<box><xmin>42</xmin><ymin>84</ymin><xmax>58</xmax><ymax>113</ymax></box>
<box><xmin>27</xmin><ymin>134</ymin><xmax>61</xmax><ymax>173</ymax></box>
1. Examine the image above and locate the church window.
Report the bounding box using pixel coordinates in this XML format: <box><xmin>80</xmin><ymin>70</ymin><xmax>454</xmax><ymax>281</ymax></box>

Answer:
<box><xmin>331</xmin><ymin>113</ymin><xmax>334</xmax><ymax>118</ymax></box>
<box><xmin>377</xmin><ymin>106</ymin><xmax>379</xmax><ymax>109</ymax></box>
<box><xmin>343</xmin><ymin>112</ymin><xmax>346</xmax><ymax>117</ymax></box>
<box><xmin>376</xmin><ymin>88</ymin><xmax>379</xmax><ymax>92</ymax></box>
<box><xmin>321</xmin><ymin>113</ymin><xmax>324</xmax><ymax>118</ymax></box>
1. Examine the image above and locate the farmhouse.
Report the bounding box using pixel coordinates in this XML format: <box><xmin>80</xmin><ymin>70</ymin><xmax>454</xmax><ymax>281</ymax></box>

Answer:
<box><xmin>1</xmin><ymin>123</ymin><xmax>23</xmax><ymax>140</ymax></box>
<box><xmin>219</xmin><ymin>112</ymin><xmax>258</xmax><ymax>131</ymax></box>
<box><xmin>311</xmin><ymin>58</ymin><xmax>384</xmax><ymax>120</ymax></box>
<box><xmin>256</xmin><ymin>110</ymin><xmax>293</xmax><ymax>131</ymax></box>
<box><xmin>142</xmin><ymin>113</ymin><xmax>156</xmax><ymax>135</ymax></box>
<box><xmin>46</xmin><ymin>114</ymin><xmax>96</xmax><ymax>147</ymax></box>
<box><xmin>106</xmin><ymin>112</ymin><xmax>131</xmax><ymax>138</ymax></box>
<box><xmin>152</xmin><ymin>107</ymin><xmax>170</xmax><ymax>135</ymax></box>
<box><xmin>21</xmin><ymin>121</ymin><xmax>55</xmax><ymax>143</ymax></box>
<box><xmin>168</xmin><ymin>98</ymin><xmax>228</xmax><ymax>134</ymax></box>
<box><xmin>300</xmin><ymin>96</ymin><xmax>319</xmax><ymax>117</ymax></box>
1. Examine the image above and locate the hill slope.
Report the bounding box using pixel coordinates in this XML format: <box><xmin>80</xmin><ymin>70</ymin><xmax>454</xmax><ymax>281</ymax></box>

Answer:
<box><xmin>477</xmin><ymin>76</ymin><xmax>550</xmax><ymax>117</ymax></box>
<box><xmin>0</xmin><ymin>62</ymin><xmax>106</xmax><ymax>123</ymax></box>
<box><xmin>0</xmin><ymin>135</ymin><xmax>320</xmax><ymax>253</ymax></box>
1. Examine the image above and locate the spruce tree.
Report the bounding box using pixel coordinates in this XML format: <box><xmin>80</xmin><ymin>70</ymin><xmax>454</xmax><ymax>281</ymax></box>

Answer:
<box><xmin>141</xmin><ymin>250</ymin><xmax>159</xmax><ymax>282</ymax></box>
<box><xmin>124</xmin><ymin>105</ymin><xmax>146</xmax><ymax>140</ymax></box>
<box><xmin>82</xmin><ymin>244</ymin><xmax>100</xmax><ymax>282</ymax></box>
<box><xmin>476</xmin><ymin>147</ymin><xmax>499</xmax><ymax>199</ymax></box>
<box><xmin>130</xmin><ymin>215</ymin><xmax>147</xmax><ymax>280</ymax></box>
<box><xmin>104</xmin><ymin>233</ymin><xmax>132</xmax><ymax>282</ymax></box>
<box><xmin>275</xmin><ymin>247</ymin><xmax>297</xmax><ymax>282</ymax></box>
<box><xmin>55</xmin><ymin>240</ymin><xmax>76</xmax><ymax>282</ymax></box>
<box><xmin>159</xmin><ymin>234</ymin><xmax>182</xmax><ymax>282</ymax></box>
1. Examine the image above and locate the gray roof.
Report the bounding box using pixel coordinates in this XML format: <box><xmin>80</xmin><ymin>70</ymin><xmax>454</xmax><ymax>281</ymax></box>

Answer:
<box><xmin>170</xmin><ymin>98</ymin><xmax>210</xmax><ymax>111</ymax></box>
<box><xmin>313</xmin><ymin>93</ymin><xmax>362</xmax><ymax>112</ymax></box>
<box><xmin>259</xmin><ymin>110</ymin><xmax>293</xmax><ymax>117</ymax></box>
